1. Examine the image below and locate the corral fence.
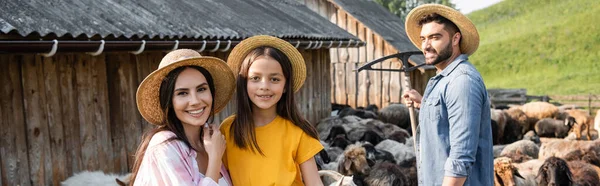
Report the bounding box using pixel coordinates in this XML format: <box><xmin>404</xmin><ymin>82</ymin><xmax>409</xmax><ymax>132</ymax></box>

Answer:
<box><xmin>488</xmin><ymin>88</ymin><xmax>599</xmax><ymax>116</ymax></box>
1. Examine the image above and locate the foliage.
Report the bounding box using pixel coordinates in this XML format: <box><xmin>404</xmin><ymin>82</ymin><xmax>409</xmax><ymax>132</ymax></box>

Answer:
<box><xmin>467</xmin><ymin>0</ymin><xmax>600</xmax><ymax>95</ymax></box>
<box><xmin>374</xmin><ymin>0</ymin><xmax>455</xmax><ymax>20</ymax></box>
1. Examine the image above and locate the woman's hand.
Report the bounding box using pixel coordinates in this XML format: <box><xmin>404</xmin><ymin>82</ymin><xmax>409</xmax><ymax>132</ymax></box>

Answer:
<box><xmin>203</xmin><ymin>123</ymin><xmax>226</xmax><ymax>182</ymax></box>
<box><xmin>203</xmin><ymin>124</ymin><xmax>226</xmax><ymax>160</ymax></box>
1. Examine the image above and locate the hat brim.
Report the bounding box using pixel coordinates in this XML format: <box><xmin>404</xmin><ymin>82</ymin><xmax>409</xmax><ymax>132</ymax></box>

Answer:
<box><xmin>136</xmin><ymin>56</ymin><xmax>235</xmax><ymax>125</ymax></box>
<box><xmin>405</xmin><ymin>4</ymin><xmax>480</xmax><ymax>55</ymax></box>
<box><xmin>227</xmin><ymin>35</ymin><xmax>306</xmax><ymax>92</ymax></box>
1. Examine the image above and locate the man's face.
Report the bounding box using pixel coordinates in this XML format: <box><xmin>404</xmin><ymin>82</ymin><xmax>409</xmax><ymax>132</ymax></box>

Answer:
<box><xmin>420</xmin><ymin>22</ymin><xmax>455</xmax><ymax>65</ymax></box>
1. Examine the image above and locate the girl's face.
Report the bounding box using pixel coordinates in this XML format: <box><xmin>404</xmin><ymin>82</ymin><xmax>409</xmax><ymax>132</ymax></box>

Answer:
<box><xmin>172</xmin><ymin>68</ymin><xmax>213</xmax><ymax>128</ymax></box>
<box><xmin>246</xmin><ymin>55</ymin><xmax>286</xmax><ymax>112</ymax></box>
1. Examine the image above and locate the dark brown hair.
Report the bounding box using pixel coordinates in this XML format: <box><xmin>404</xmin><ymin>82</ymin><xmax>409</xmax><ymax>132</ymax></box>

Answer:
<box><xmin>129</xmin><ymin>66</ymin><xmax>216</xmax><ymax>185</ymax></box>
<box><xmin>418</xmin><ymin>13</ymin><xmax>460</xmax><ymax>36</ymax></box>
<box><xmin>231</xmin><ymin>46</ymin><xmax>319</xmax><ymax>155</ymax></box>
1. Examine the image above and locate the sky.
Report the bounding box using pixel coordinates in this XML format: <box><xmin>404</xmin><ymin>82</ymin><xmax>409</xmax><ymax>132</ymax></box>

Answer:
<box><xmin>451</xmin><ymin>0</ymin><xmax>504</xmax><ymax>14</ymax></box>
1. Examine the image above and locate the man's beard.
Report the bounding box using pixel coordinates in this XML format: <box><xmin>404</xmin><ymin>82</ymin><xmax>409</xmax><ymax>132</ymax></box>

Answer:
<box><xmin>425</xmin><ymin>41</ymin><xmax>453</xmax><ymax>66</ymax></box>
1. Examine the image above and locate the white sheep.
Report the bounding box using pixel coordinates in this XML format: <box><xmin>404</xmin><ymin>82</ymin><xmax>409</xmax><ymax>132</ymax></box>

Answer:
<box><xmin>61</xmin><ymin>170</ymin><xmax>130</xmax><ymax>186</ymax></box>
<box><xmin>318</xmin><ymin>170</ymin><xmax>357</xmax><ymax>186</ymax></box>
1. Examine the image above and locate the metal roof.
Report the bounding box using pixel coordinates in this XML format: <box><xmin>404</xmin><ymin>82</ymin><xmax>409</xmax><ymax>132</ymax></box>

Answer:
<box><xmin>331</xmin><ymin>0</ymin><xmax>426</xmax><ymax>65</ymax></box>
<box><xmin>0</xmin><ymin>0</ymin><xmax>358</xmax><ymax>41</ymax></box>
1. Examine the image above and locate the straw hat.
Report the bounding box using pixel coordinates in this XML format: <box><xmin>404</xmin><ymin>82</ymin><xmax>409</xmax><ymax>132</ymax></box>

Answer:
<box><xmin>405</xmin><ymin>4</ymin><xmax>480</xmax><ymax>55</ymax></box>
<box><xmin>136</xmin><ymin>49</ymin><xmax>235</xmax><ymax>125</ymax></box>
<box><xmin>227</xmin><ymin>35</ymin><xmax>306</xmax><ymax>92</ymax></box>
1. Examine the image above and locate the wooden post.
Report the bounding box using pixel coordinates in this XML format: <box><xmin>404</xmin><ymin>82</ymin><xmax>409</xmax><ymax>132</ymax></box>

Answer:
<box><xmin>403</xmin><ymin>70</ymin><xmax>418</xmax><ymax>153</ymax></box>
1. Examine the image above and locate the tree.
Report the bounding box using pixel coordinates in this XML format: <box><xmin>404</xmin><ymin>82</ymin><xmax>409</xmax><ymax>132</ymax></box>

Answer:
<box><xmin>374</xmin><ymin>0</ymin><xmax>456</xmax><ymax>21</ymax></box>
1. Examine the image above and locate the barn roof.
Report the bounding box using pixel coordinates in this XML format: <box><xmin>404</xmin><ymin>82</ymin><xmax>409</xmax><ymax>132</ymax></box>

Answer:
<box><xmin>330</xmin><ymin>0</ymin><xmax>426</xmax><ymax>65</ymax></box>
<box><xmin>0</xmin><ymin>0</ymin><xmax>358</xmax><ymax>41</ymax></box>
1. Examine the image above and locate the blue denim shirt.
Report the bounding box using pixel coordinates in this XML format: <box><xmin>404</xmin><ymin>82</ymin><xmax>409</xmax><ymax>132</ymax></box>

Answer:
<box><xmin>416</xmin><ymin>54</ymin><xmax>493</xmax><ymax>186</ymax></box>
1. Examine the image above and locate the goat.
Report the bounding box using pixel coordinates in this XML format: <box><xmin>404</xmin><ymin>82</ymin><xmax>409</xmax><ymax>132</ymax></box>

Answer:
<box><xmin>61</xmin><ymin>171</ymin><xmax>131</xmax><ymax>186</ymax></box>
<box><xmin>319</xmin><ymin>170</ymin><xmax>357</xmax><ymax>186</ymax></box>
<box><xmin>364</xmin><ymin>162</ymin><xmax>409</xmax><ymax>186</ymax></box>
<box><xmin>567</xmin><ymin>161</ymin><xmax>600</xmax><ymax>186</ymax></box>
<box><xmin>338</xmin><ymin>144</ymin><xmax>370</xmax><ymax>176</ymax></box>
<box><xmin>375</xmin><ymin>139</ymin><xmax>415</xmax><ymax>164</ymax></box>
<box><xmin>537</xmin><ymin>157</ymin><xmax>573</xmax><ymax>186</ymax></box>
<box><xmin>534</xmin><ymin>117</ymin><xmax>576</xmax><ymax>138</ymax></box>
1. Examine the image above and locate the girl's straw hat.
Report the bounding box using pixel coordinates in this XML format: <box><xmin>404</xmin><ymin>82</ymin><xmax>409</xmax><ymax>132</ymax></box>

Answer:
<box><xmin>405</xmin><ymin>4</ymin><xmax>480</xmax><ymax>55</ymax></box>
<box><xmin>136</xmin><ymin>49</ymin><xmax>235</xmax><ymax>125</ymax></box>
<box><xmin>227</xmin><ymin>35</ymin><xmax>306</xmax><ymax>92</ymax></box>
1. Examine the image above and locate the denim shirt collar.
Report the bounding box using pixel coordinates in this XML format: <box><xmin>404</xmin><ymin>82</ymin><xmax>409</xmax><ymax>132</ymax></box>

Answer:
<box><xmin>436</xmin><ymin>54</ymin><xmax>469</xmax><ymax>78</ymax></box>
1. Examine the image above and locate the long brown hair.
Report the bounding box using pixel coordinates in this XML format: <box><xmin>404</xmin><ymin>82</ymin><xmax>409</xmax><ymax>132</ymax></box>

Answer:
<box><xmin>129</xmin><ymin>66</ymin><xmax>216</xmax><ymax>185</ymax></box>
<box><xmin>231</xmin><ymin>46</ymin><xmax>319</xmax><ymax>155</ymax></box>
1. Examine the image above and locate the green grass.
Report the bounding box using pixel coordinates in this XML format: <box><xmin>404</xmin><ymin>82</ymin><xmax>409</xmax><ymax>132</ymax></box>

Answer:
<box><xmin>466</xmin><ymin>0</ymin><xmax>600</xmax><ymax>95</ymax></box>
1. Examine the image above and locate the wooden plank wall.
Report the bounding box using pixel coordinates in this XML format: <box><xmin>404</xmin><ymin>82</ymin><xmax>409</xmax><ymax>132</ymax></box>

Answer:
<box><xmin>0</xmin><ymin>48</ymin><xmax>331</xmax><ymax>185</ymax></box>
<box><xmin>303</xmin><ymin>0</ymin><xmax>435</xmax><ymax>109</ymax></box>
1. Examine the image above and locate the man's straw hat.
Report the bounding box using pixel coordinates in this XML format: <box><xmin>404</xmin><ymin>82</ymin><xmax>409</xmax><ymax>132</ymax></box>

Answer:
<box><xmin>227</xmin><ymin>35</ymin><xmax>306</xmax><ymax>92</ymax></box>
<box><xmin>405</xmin><ymin>4</ymin><xmax>480</xmax><ymax>55</ymax></box>
<box><xmin>136</xmin><ymin>49</ymin><xmax>235</xmax><ymax>125</ymax></box>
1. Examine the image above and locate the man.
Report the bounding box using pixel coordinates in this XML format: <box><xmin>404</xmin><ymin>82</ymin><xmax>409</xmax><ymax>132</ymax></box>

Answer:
<box><xmin>402</xmin><ymin>4</ymin><xmax>493</xmax><ymax>186</ymax></box>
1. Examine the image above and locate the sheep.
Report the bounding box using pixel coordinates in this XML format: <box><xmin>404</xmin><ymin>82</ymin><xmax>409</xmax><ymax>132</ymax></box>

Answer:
<box><xmin>325</xmin><ymin>147</ymin><xmax>345</xmax><ymax>164</ymax></box>
<box><xmin>326</xmin><ymin>125</ymin><xmax>349</xmax><ymax>142</ymax></box>
<box><xmin>493</xmin><ymin>157</ymin><xmax>535</xmax><ymax>186</ymax></box>
<box><xmin>494</xmin><ymin>145</ymin><xmax>508</xmax><ymax>158</ymax></box>
<box><xmin>332</xmin><ymin>103</ymin><xmax>352</xmax><ymax>116</ymax></box>
<box><xmin>536</xmin><ymin>157</ymin><xmax>573</xmax><ymax>186</ymax></box>
<box><xmin>365</xmin><ymin>104</ymin><xmax>379</xmax><ymax>113</ymax></box>
<box><xmin>565</xmin><ymin>129</ymin><xmax>598</xmax><ymax>141</ymax></box>
<box><xmin>339</xmin><ymin>107</ymin><xmax>378</xmax><ymax>120</ymax></box>
<box><xmin>562</xmin><ymin>149</ymin><xmax>600</xmax><ymax>167</ymax></box>
<box><xmin>566</xmin><ymin>161</ymin><xmax>600</xmax><ymax>186</ymax></box>
<box><xmin>359</xmin><ymin>130</ymin><xmax>384</xmax><ymax>146</ymax></box>
<box><xmin>362</xmin><ymin>142</ymin><xmax>396</xmax><ymax>165</ymax></box>
<box><xmin>61</xmin><ymin>171</ymin><xmax>131</xmax><ymax>186</ymax></box>
<box><xmin>373</xmin><ymin>122</ymin><xmax>409</xmax><ymax>139</ymax></box>
<box><xmin>364</xmin><ymin>162</ymin><xmax>409</xmax><ymax>186</ymax></box>
<box><xmin>315</xmin><ymin>149</ymin><xmax>332</xmax><ymax>170</ymax></box>
<box><xmin>505</xmin><ymin>107</ymin><xmax>531</xmax><ymax>135</ymax></box>
<box><xmin>534</xmin><ymin>117</ymin><xmax>576</xmax><ymax>138</ymax></box>
<box><xmin>378</xmin><ymin>103</ymin><xmax>411</xmax><ymax>130</ymax></box>
<box><xmin>566</xmin><ymin>109</ymin><xmax>593</xmax><ymax>140</ymax></box>
<box><xmin>538</xmin><ymin>140</ymin><xmax>600</xmax><ymax>160</ymax></box>
<box><xmin>500</xmin><ymin>140</ymin><xmax>539</xmax><ymax>160</ymax></box>
<box><xmin>514</xmin><ymin>159</ymin><xmax>543</xmax><ymax>178</ymax></box>
<box><xmin>374</xmin><ymin>139</ymin><xmax>415</xmax><ymax>164</ymax></box>
<box><xmin>501</xmin><ymin>118</ymin><xmax>524</xmax><ymax>145</ymax></box>
<box><xmin>520</xmin><ymin>101</ymin><xmax>559</xmax><ymax>124</ymax></box>
<box><xmin>491</xmin><ymin>109</ymin><xmax>507</xmax><ymax>143</ymax></box>
<box><xmin>522</xmin><ymin>131</ymin><xmax>541</xmax><ymax>144</ymax></box>
<box><xmin>338</xmin><ymin>144</ymin><xmax>370</xmax><ymax>176</ymax></box>
<box><xmin>398</xmin><ymin>157</ymin><xmax>418</xmax><ymax>186</ymax></box>
<box><xmin>317</xmin><ymin>116</ymin><xmax>345</xmax><ymax>139</ymax></box>
<box><xmin>318</xmin><ymin>170</ymin><xmax>357</xmax><ymax>186</ymax></box>
<box><xmin>387</xmin><ymin>130</ymin><xmax>410</xmax><ymax>144</ymax></box>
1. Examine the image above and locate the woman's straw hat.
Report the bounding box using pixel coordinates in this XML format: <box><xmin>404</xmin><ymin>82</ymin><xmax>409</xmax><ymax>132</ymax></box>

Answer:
<box><xmin>227</xmin><ymin>35</ymin><xmax>306</xmax><ymax>92</ymax></box>
<box><xmin>136</xmin><ymin>49</ymin><xmax>235</xmax><ymax>125</ymax></box>
<box><xmin>405</xmin><ymin>4</ymin><xmax>480</xmax><ymax>55</ymax></box>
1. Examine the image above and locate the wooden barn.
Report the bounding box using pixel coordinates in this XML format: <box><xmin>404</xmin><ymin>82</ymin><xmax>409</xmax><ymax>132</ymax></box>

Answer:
<box><xmin>0</xmin><ymin>0</ymin><xmax>362</xmax><ymax>185</ymax></box>
<box><xmin>299</xmin><ymin>0</ymin><xmax>437</xmax><ymax>108</ymax></box>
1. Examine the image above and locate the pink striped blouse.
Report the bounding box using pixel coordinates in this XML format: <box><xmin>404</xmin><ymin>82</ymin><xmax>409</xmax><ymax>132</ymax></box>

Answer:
<box><xmin>133</xmin><ymin>131</ymin><xmax>232</xmax><ymax>186</ymax></box>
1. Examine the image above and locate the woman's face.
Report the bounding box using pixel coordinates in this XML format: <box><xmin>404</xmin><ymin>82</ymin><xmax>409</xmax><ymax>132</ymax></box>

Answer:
<box><xmin>172</xmin><ymin>68</ymin><xmax>213</xmax><ymax>128</ymax></box>
<box><xmin>246</xmin><ymin>55</ymin><xmax>286</xmax><ymax>112</ymax></box>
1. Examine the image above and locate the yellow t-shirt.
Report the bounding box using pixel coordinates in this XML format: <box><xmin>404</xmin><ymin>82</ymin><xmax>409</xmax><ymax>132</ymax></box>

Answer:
<box><xmin>220</xmin><ymin>115</ymin><xmax>324</xmax><ymax>186</ymax></box>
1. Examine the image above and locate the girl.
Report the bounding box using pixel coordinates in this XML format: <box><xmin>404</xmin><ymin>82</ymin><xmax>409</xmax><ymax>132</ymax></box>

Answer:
<box><xmin>131</xmin><ymin>49</ymin><xmax>235</xmax><ymax>186</ymax></box>
<box><xmin>220</xmin><ymin>35</ymin><xmax>324</xmax><ymax>186</ymax></box>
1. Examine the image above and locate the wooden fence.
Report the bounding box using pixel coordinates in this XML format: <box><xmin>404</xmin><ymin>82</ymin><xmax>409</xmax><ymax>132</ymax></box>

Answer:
<box><xmin>550</xmin><ymin>94</ymin><xmax>600</xmax><ymax>115</ymax></box>
<box><xmin>0</xmin><ymin>49</ymin><xmax>331</xmax><ymax>185</ymax></box>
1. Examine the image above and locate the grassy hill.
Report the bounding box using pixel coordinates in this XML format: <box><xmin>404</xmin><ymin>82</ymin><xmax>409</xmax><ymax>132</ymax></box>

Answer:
<box><xmin>466</xmin><ymin>0</ymin><xmax>600</xmax><ymax>95</ymax></box>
